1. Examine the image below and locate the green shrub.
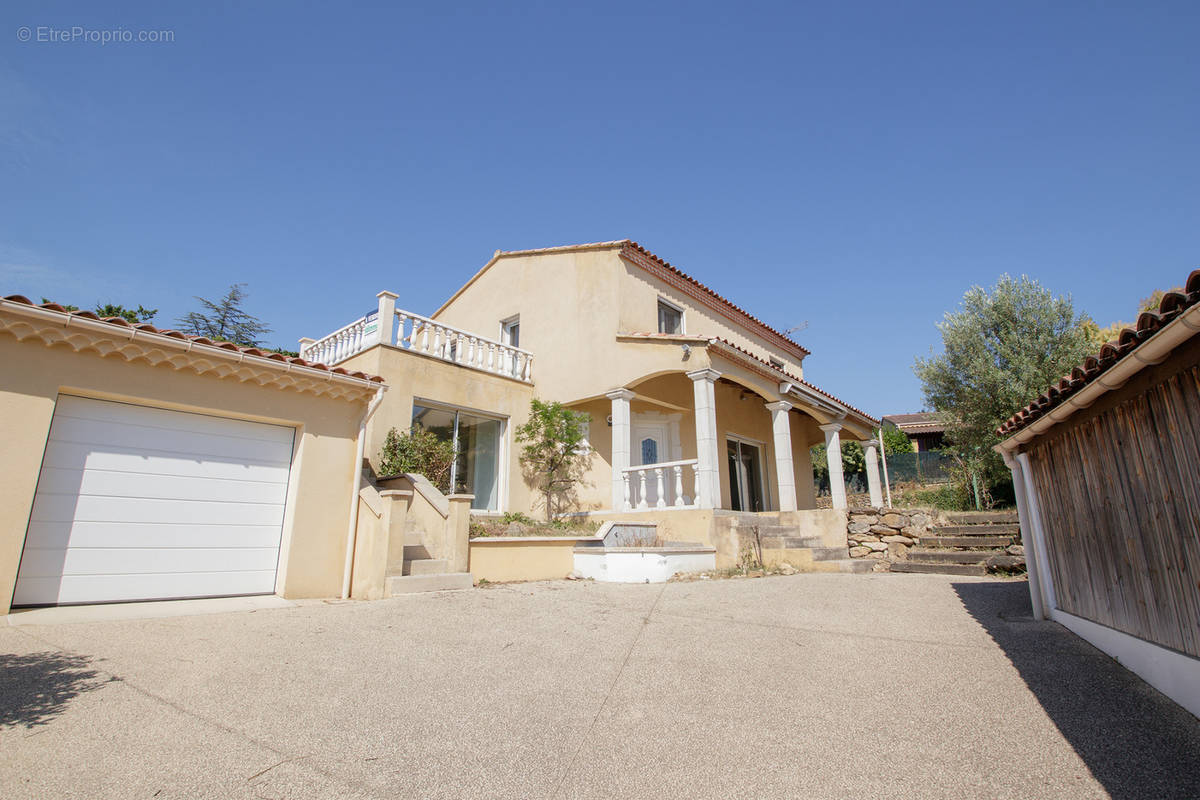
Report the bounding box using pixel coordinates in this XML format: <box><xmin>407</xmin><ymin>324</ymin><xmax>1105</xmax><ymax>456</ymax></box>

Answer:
<box><xmin>377</xmin><ymin>427</ymin><xmax>456</xmax><ymax>493</ymax></box>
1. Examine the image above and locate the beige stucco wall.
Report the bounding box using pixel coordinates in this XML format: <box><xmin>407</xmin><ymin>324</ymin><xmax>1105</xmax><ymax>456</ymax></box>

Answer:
<box><xmin>0</xmin><ymin>336</ymin><xmax>370</xmax><ymax>615</ymax></box>
<box><xmin>468</xmin><ymin>538</ymin><xmax>581</xmax><ymax>582</ymax></box>
<box><xmin>340</xmin><ymin>344</ymin><xmax>536</xmax><ymax>514</ymax></box>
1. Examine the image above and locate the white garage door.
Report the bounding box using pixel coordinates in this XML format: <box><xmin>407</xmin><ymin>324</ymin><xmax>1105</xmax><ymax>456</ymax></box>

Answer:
<box><xmin>13</xmin><ymin>396</ymin><xmax>295</xmax><ymax>606</ymax></box>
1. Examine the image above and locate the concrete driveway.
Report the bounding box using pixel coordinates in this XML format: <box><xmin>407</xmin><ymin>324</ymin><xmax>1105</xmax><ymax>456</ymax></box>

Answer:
<box><xmin>2</xmin><ymin>574</ymin><xmax>1198</xmax><ymax>799</ymax></box>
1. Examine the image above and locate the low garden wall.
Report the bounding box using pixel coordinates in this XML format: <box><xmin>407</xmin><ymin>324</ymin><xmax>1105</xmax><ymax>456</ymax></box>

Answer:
<box><xmin>468</xmin><ymin>536</ymin><xmax>593</xmax><ymax>583</ymax></box>
<box><xmin>844</xmin><ymin>508</ymin><xmax>936</xmax><ymax>564</ymax></box>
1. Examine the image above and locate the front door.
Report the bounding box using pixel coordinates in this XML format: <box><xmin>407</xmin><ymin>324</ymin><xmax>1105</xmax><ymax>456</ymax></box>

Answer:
<box><xmin>727</xmin><ymin>438</ymin><xmax>766</xmax><ymax>512</ymax></box>
<box><xmin>632</xmin><ymin>424</ymin><xmax>667</xmax><ymax>506</ymax></box>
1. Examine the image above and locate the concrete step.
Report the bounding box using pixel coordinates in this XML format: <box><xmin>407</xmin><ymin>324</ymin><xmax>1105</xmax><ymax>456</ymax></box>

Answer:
<box><xmin>405</xmin><ymin>558</ymin><xmax>449</xmax><ymax>576</ymax></box>
<box><xmin>943</xmin><ymin>511</ymin><xmax>1019</xmax><ymax>525</ymax></box>
<box><xmin>818</xmin><ymin>559</ymin><xmax>874</xmax><ymax>574</ymax></box>
<box><xmin>908</xmin><ymin>549</ymin><xmax>990</xmax><ymax>564</ymax></box>
<box><xmin>889</xmin><ymin>561</ymin><xmax>988</xmax><ymax>577</ymax></box>
<box><xmin>761</xmin><ymin>535</ymin><xmax>826</xmax><ymax>550</ymax></box>
<box><xmin>385</xmin><ymin>572</ymin><xmax>473</xmax><ymax>595</ymax></box>
<box><xmin>403</xmin><ymin>544</ymin><xmax>431</xmax><ymax>561</ymax></box>
<box><xmin>918</xmin><ymin>535</ymin><xmax>1015</xmax><ymax>548</ymax></box>
<box><xmin>811</xmin><ymin>546</ymin><xmax>851</xmax><ymax>561</ymax></box>
<box><xmin>933</xmin><ymin>524</ymin><xmax>1020</xmax><ymax>537</ymax></box>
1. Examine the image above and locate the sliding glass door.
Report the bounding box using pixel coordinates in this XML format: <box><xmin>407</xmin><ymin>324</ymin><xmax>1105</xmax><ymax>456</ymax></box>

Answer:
<box><xmin>412</xmin><ymin>404</ymin><xmax>503</xmax><ymax>511</ymax></box>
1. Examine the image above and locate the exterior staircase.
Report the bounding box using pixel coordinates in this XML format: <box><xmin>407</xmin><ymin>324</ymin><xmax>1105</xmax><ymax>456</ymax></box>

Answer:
<box><xmin>723</xmin><ymin>511</ymin><xmax>872</xmax><ymax>573</ymax></box>
<box><xmin>890</xmin><ymin>511</ymin><xmax>1025</xmax><ymax>576</ymax></box>
<box><xmin>384</xmin><ymin>530</ymin><xmax>472</xmax><ymax>596</ymax></box>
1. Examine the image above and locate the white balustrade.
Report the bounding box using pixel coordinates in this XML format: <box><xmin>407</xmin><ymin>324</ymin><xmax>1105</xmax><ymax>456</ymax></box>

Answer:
<box><xmin>620</xmin><ymin>459</ymin><xmax>699</xmax><ymax>511</ymax></box>
<box><xmin>300</xmin><ymin>298</ymin><xmax>534</xmax><ymax>383</ymax></box>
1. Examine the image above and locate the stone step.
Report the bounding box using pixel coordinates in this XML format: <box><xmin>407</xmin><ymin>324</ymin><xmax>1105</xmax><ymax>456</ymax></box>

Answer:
<box><xmin>889</xmin><ymin>561</ymin><xmax>988</xmax><ymax>577</ymax></box>
<box><xmin>984</xmin><ymin>554</ymin><xmax>1027</xmax><ymax>570</ymax></box>
<box><xmin>907</xmin><ymin>549</ymin><xmax>991</xmax><ymax>564</ymax></box>
<box><xmin>385</xmin><ymin>572</ymin><xmax>473</xmax><ymax>595</ymax></box>
<box><xmin>405</xmin><ymin>558</ymin><xmax>449</xmax><ymax>576</ymax></box>
<box><xmin>918</xmin><ymin>535</ymin><xmax>1015</xmax><ymax>548</ymax></box>
<box><xmin>933</xmin><ymin>524</ymin><xmax>1020</xmax><ymax>537</ymax></box>
<box><xmin>943</xmin><ymin>511</ymin><xmax>1019</xmax><ymax>525</ymax></box>
<box><xmin>816</xmin><ymin>559</ymin><xmax>874</xmax><ymax>574</ymax></box>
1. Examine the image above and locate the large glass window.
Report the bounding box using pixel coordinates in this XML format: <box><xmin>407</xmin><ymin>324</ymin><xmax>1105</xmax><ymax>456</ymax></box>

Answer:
<box><xmin>412</xmin><ymin>404</ymin><xmax>503</xmax><ymax>510</ymax></box>
<box><xmin>657</xmin><ymin>299</ymin><xmax>683</xmax><ymax>334</ymax></box>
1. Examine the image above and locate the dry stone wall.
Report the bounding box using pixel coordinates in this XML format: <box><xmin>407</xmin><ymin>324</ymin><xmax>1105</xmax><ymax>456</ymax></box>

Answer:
<box><xmin>846</xmin><ymin>508</ymin><xmax>935</xmax><ymax>569</ymax></box>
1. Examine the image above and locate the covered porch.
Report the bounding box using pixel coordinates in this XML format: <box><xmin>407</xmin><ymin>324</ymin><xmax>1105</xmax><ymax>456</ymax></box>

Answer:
<box><xmin>582</xmin><ymin>344</ymin><xmax>882</xmax><ymax>515</ymax></box>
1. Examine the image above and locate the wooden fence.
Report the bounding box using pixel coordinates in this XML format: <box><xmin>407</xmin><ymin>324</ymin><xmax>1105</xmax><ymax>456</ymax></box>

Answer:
<box><xmin>1025</xmin><ymin>345</ymin><xmax>1200</xmax><ymax>658</ymax></box>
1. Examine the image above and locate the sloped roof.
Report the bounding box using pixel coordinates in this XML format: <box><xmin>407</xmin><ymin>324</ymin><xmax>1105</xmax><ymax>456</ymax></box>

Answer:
<box><xmin>434</xmin><ymin>240</ymin><xmax>811</xmax><ymax>360</ymax></box>
<box><xmin>883</xmin><ymin>412</ymin><xmax>946</xmax><ymax>435</ymax></box>
<box><xmin>996</xmin><ymin>269</ymin><xmax>1200</xmax><ymax>437</ymax></box>
<box><xmin>2</xmin><ymin>295</ymin><xmax>385</xmax><ymax>384</ymax></box>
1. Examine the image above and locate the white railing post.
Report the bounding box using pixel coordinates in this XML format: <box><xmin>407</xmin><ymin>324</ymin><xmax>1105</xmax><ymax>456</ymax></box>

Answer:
<box><xmin>376</xmin><ymin>291</ymin><xmax>397</xmax><ymax>347</ymax></box>
<box><xmin>638</xmin><ymin>470</ymin><xmax>649</xmax><ymax>510</ymax></box>
<box><xmin>674</xmin><ymin>465</ymin><xmax>685</xmax><ymax>507</ymax></box>
<box><xmin>622</xmin><ymin>472</ymin><xmax>632</xmax><ymax>511</ymax></box>
<box><xmin>655</xmin><ymin>468</ymin><xmax>666</xmax><ymax>509</ymax></box>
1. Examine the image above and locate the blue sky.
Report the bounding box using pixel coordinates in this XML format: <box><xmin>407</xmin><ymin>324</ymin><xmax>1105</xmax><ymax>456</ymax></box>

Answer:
<box><xmin>2</xmin><ymin>1</ymin><xmax>1197</xmax><ymax>417</ymax></box>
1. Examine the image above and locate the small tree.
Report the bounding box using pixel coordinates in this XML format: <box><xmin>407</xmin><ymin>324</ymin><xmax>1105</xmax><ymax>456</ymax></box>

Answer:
<box><xmin>880</xmin><ymin>426</ymin><xmax>914</xmax><ymax>455</ymax></box>
<box><xmin>914</xmin><ymin>275</ymin><xmax>1093</xmax><ymax>497</ymax></box>
<box><xmin>377</xmin><ymin>427</ymin><xmax>456</xmax><ymax>493</ymax></box>
<box><xmin>177</xmin><ymin>284</ymin><xmax>272</xmax><ymax>347</ymax></box>
<box><xmin>515</xmin><ymin>399</ymin><xmax>590</xmax><ymax>521</ymax></box>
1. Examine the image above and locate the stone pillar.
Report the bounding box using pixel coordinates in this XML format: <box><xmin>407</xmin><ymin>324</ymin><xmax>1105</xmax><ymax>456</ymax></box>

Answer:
<box><xmin>819</xmin><ymin>422</ymin><xmax>847</xmax><ymax>510</ymax></box>
<box><xmin>688</xmin><ymin>369</ymin><xmax>722</xmax><ymax>508</ymax></box>
<box><xmin>375</xmin><ymin>290</ymin><xmax>398</xmax><ymax>347</ymax></box>
<box><xmin>862</xmin><ymin>439</ymin><xmax>884</xmax><ymax>508</ymax></box>
<box><xmin>606</xmin><ymin>389</ymin><xmax>635</xmax><ymax>510</ymax></box>
<box><xmin>765</xmin><ymin>401</ymin><xmax>797</xmax><ymax>512</ymax></box>
<box><xmin>445</xmin><ymin>494</ymin><xmax>475</xmax><ymax>573</ymax></box>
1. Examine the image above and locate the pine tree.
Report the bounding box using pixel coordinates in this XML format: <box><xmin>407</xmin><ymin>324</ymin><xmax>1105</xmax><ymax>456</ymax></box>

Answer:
<box><xmin>177</xmin><ymin>284</ymin><xmax>272</xmax><ymax>347</ymax></box>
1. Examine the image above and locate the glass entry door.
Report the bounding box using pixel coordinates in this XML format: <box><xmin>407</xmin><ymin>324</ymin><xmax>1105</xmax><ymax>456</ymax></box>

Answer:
<box><xmin>726</xmin><ymin>438</ymin><xmax>766</xmax><ymax>512</ymax></box>
<box><xmin>412</xmin><ymin>404</ymin><xmax>503</xmax><ymax>510</ymax></box>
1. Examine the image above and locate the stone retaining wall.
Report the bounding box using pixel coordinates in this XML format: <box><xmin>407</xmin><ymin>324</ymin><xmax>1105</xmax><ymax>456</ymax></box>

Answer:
<box><xmin>845</xmin><ymin>508</ymin><xmax>936</xmax><ymax>568</ymax></box>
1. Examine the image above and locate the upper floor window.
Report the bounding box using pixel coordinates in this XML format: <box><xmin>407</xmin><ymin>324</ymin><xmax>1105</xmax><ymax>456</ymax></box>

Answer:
<box><xmin>657</xmin><ymin>299</ymin><xmax>683</xmax><ymax>335</ymax></box>
<box><xmin>500</xmin><ymin>315</ymin><xmax>520</xmax><ymax>348</ymax></box>
<box><xmin>769</xmin><ymin>357</ymin><xmax>785</xmax><ymax>370</ymax></box>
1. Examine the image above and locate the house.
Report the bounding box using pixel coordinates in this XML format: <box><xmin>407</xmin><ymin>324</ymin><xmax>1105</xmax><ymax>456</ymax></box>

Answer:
<box><xmin>995</xmin><ymin>268</ymin><xmax>1200</xmax><ymax>718</ymax></box>
<box><xmin>0</xmin><ymin>296</ymin><xmax>384</xmax><ymax>616</ymax></box>
<box><xmin>308</xmin><ymin>240</ymin><xmax>885</xmax><ymax>578</ymax></box>
<box><xmin>1</xmin><ymin>239</ymin><xmax>884</xmax><ymax>612</ymax></box>
<box><xmin>882</xmin><ymin>412</ymin><xmax>946</xmax><ymax>452</ymax></box>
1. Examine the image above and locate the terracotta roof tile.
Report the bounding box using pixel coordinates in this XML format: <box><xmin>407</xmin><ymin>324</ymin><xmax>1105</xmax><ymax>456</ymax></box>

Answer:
<box><xmin>2</xmin><ymin>295</ymin><xmax>386</xmax><ymax>384</ymax></box>
<box><xmin>996</xmin><ymin>269</ymin><xmax>1200</xmax><ymax>437</ymax></box>
<box><xmin>707</xmin><ymin>337</ymin><xmax>879</xmax><ymax>425</ymax></box>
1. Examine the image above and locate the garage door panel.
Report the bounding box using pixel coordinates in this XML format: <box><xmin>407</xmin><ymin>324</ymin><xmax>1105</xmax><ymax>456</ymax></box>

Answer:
<box><xmin>47</xmin><ymin>416</ymin><xmax>294</xmax><ymax>464</ymax></box>
<box><xmin>13</xmin><ymin>571</ymin><xmax>278</xmax><ymax>606</ymax></box>
<box><xmin>30</xmin><ymin>494</ymin><xmax>285</xmax><ymax>527</ymax></box>
<box><xmin>52</xmin><ymin>396</ymin><xmax>293</xmax><ymax>445</ymax></box>
<box><xmin>17</xmin><ymin>546</ymin><xmax>281</xmax><ymax>577</ymax></box>
<box><xmin>41</xmin><ymin>441</ymin><xmax>291</xmax><ymax>482</ymax></box>
<box><xmin>23</xmin><ymin>521</ymin><xmax>287</xmax><ymax>551</ymax></box>
<box><xmin>14</xmin><ymin>396</ymin><xmax>294</xmax><ymax>606</ymax></box>
<box><xmin>35</xmin><ymin>467</ymin><xmax>290</xmax><ymax>505</ymax></box>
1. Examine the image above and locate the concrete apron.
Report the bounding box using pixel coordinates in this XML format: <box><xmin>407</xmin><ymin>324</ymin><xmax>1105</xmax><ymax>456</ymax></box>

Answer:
<box><xmin>3</xmin><ymin>595</ymin><xmax>295</xmax><ymax>626</ymax></box>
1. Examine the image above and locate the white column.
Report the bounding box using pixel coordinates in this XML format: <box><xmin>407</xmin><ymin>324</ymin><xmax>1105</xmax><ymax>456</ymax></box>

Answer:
<box><xmin>375</xmin><ymin>291</ymin><xmax>398</xmax><ymax>347</ymax></box>
<box><xmin>765</xmin><ymin>401</ymin><xmax>797</xmax><ymax>512</ymax></box>
<box><xmin>861</xmin><ymin>439</ymin><xmax>884</xmax><ymax>508</ymax></box>
<box><xmin>819</xmin><ymin>422</ymin><xmax>847</xmax><ymax>510</ymax></box>
<box><xmin>606</xmin><ymin>389</ymin><xmax>635</xmax><ymax>511</ymax></box>
<box><xmin>688</xmin><ymin>369</ymin><xmax>721</xmax><ymax>509</ymax></box>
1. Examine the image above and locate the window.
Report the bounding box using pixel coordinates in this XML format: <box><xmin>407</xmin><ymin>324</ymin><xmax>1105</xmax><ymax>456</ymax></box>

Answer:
<box><xmin>657</xmin><ymin>299</ymin><xmax>683</xmax><ymax>334</ymax></box>
<box><xmin>769</xmin><ymin>357</ymin><xmax>785</xmax><ymax>370</ymax></box>
<box><xmin>412</xmin><ymin>403</ymin><xmax>504</xmax><ymax>511</ymax></box>
<box><xmin>500</xmin><ymin>316</ymin><xmax>520</xmax><ymax>348</ymax></box>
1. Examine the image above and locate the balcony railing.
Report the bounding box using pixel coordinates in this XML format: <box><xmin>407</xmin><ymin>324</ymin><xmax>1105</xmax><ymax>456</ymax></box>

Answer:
<box><xmin>300</xmin><ymin>294</ymin><xmax>534</xmax><ymax>383</ymax></box>
<box><xmin>621</xmin><ymin>459</ymin><xmax>699</xmax><ymax>510</ymax></box>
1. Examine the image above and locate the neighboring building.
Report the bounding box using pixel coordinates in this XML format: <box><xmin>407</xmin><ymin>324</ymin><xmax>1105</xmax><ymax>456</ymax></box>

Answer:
<box><xmin>882</xmin><ymin>412</ymin><xmax>946</xmax><ymax>452</ymax></box>
<box><xmin>0</xmin><ymin>296</ymin><xmax>383</xmax><ymax>615</ymax></box>
<box><xmin>996</xmin><ymin>268</ymin><xmax>1200</xmax><ymax>719</ymax></box>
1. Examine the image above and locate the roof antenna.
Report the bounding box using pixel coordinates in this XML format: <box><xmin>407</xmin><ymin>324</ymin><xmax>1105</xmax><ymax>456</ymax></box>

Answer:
<box><xmin>784</xmin><ymin>322</ymin><xmax>809</xmax><ymax>336</ymax></box>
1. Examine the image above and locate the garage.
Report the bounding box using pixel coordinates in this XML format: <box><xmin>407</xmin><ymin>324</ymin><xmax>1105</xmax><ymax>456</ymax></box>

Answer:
<box><xmin>13</xmin><ymin>395</ymin><xmax>296</xmax><ymax>606</ymax></box>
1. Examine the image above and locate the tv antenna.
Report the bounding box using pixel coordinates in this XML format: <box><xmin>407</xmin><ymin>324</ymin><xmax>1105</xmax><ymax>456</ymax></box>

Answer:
<box><xmin>784</xmin><ymin>322</ymin><xmax>809</xmax><ymax>336</ymax></box>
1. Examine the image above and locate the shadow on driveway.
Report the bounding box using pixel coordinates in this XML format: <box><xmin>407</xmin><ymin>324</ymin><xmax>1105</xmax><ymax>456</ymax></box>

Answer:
<box><xmin>0</xmin><ymin>650</ymin><xmax>110</xmax><ymax>730</ymax></box>
<box><xmin>953</xmin><ymin>581</ymin><xmax>1200</xmax><ymax>800</ymax></box>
